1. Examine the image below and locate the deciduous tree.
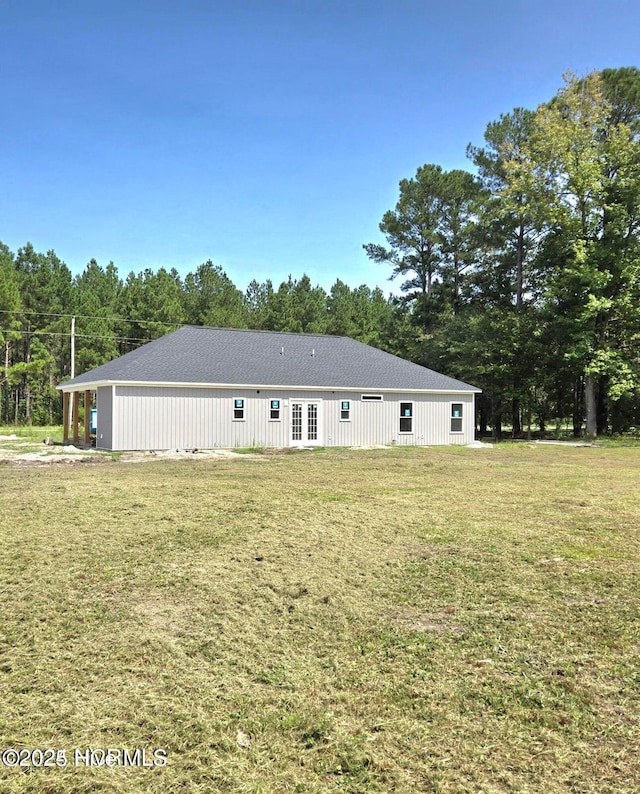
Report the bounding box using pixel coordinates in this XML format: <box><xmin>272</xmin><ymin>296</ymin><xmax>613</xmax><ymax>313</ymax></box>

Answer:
<box><xmin>508</xmin><ymin>71</ymin><xmax>640</xmax><ymax>437</ymax></box>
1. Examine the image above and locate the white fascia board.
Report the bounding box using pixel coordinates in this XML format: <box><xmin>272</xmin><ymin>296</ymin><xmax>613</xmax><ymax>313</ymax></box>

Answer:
<box><xmin>57</xmin><ymin>381</ymin><xmax>112</xmax><ymax>392</ymax></box>
<box><xmin>58</xmin><ymin>380</ymin><xmax>481</xmax><ymax>394</ymax></box>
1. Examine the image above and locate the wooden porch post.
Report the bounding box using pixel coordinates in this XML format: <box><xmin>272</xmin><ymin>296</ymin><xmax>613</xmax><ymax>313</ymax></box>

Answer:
<box><xmin>84</xmin><ymin>390</ymin><xmax>91</xmax><ymax>444</ymax></box>
<box><xmin>72</xmin><ymin>391</ymin><xmax>80</xmax><ymax>443</ymax></box>
<box><xmin>63</xmin><ymin>392</ymin><xmax>70</xmax><ymax>442</ymax></box>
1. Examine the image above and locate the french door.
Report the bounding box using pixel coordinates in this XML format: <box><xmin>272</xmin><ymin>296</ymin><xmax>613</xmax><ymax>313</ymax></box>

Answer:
<box><xmin>290</xmin><ymin>401</ymin><xmax>322</xmax><ymax>446</ymax></box>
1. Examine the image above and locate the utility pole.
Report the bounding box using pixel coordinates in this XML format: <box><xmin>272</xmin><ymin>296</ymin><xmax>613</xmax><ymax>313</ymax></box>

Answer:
<box><xmin>68</xmin><ymin>316</ymin><xmax>76</xmax><ymax>437</ymax></box>
<box><xmin>70</xmin><ymin>316</ymin><xmax>75</xmax><ymax>380</ymax></box>
<box><xmin>3</xmin><ymin>339</ymin><xmax>9</xmax><ymax>425</ymax></box>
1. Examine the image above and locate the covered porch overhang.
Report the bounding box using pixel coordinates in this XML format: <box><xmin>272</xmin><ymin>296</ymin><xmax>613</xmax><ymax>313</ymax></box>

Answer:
<box><xmin>61</xmin><ymin>388</ymin><xmax>96</xmax><ymax>445</ymax></box>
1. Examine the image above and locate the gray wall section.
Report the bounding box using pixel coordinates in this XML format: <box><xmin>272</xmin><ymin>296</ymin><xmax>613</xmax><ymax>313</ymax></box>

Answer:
<box><xmin>95</xmin><ymin>386</ymin><xmax>113</xmax><ymax>450</ymax></box>
<box><xmin>108</xmin><ymin>386</ymin><xmax>476</xmax><ymax>450</ymax></box>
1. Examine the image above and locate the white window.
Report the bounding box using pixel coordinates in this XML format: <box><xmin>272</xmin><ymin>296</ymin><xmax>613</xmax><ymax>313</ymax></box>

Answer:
<box><xmin>451</xmin><ymin>403</ymin><xmax>463</xmax><ymax>432</ymax></box>
<box><xmin>361</xmin><ymin>394</ymin><xmax>383</xmax><ymax>401</ymax></box>
<box><xmin>400</xmin><ymin>402</ymin><xmax>413</xmax><ymax>433</ymax></box>
<box><xmin>270</xmin><ymin>399</ymin><xmax>281</xmax><ymax>421</ymax></box>
<box><xmin>340</xmin><ymin>400</ymin><xmax>351</xmax><ymax>421</ymax></box>
<box><xmin>233</xmin><ymin>398</ymin><xmax>245</xmax><ymax>421</ymax></box>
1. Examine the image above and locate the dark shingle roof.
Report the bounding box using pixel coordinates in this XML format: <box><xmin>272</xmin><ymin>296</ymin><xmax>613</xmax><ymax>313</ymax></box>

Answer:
<box><xmin>59</xmin><ymin>326</ymin><xmax>480</xmax><ymax>392</ymax></box>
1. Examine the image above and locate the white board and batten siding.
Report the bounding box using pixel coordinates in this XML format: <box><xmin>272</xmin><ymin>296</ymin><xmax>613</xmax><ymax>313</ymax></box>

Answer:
<box><xmin>96</xmin><ymin>386</ymin><xmax>113</xmax><ymax>450</ymax></box>
<box><xmin>95</xmin><ymin>385</ymin><xmax>476</xmax><ymax>451</ymax></box>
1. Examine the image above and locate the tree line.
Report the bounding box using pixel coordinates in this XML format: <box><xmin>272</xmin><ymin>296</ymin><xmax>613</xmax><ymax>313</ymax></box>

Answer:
<box><xmin>1</xmin><ymin>67</ymin><xmax>639</xmax><ymax>437</ymax></box>
<box><xmin>0</xmin><ymin>247</ymin><xmax>399</xmax><ymax>425</ymax></box>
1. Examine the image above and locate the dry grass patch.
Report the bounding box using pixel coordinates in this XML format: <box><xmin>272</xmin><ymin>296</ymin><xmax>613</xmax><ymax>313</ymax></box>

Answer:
<box><xmin>0</xmin><ymin>445</ymin><xmax>639</xmax><ymax>792</ymax></box>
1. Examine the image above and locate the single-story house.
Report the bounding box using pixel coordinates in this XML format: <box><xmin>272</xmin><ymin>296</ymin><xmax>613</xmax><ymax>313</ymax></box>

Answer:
<box><xmin>57</xmin><ymin>326</ymin><xmax>481</xmax><ymax>450</ymax></box>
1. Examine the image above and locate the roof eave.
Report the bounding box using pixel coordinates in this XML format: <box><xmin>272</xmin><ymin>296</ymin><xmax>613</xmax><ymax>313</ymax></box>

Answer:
<box><xmin>57</xmin><ymin>379</ymin><xmax>481</xmax><ymax>394</ymax></box>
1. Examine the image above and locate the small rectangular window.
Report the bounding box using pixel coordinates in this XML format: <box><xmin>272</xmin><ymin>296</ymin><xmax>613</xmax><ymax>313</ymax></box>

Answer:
<box><xmin>400</xmin><ymin>402</ymin><xmax>413</xmax><ymax>433</ymax></box>
<box><xmin>270</xmin><ymin>399</ymin><xmax>281</xmax><ymax>421</ymax></box>
<box><xmin>361</xmin><ymin>394</ymin><xmax>383</xmax><ymax>401</ymax></box>
<box><xmin>451</xmin><ymin>403</ymin><xmax>463</xmax><ymax>432</ymax></box>
<box><xmin>340</xmin><ymin>400</ymin><xmax>350</xmax><ymax>421</ymax></box>
<box><xmin>233</xmin><ymin>398</ymin><xmax>245</xmax><ymax>420</ymax></box>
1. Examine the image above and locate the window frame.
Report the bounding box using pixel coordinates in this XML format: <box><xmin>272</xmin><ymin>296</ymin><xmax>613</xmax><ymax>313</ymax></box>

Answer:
<box><xmin>340</xmin><ymin>400</ymin><xmax>351</xmax><ymax>421</ymax></box>
<box><xmin>360</xmin><ymin>394</ymin><xmax>383</xmax><ymax>402</ymax></box>
<box><xmin>399</xmin><ymin>401</ymin><xmax>413</xmax><ymax>433</ymax></box>
<box><xmin>450</xmin><ymin>402</ymin><xmax>463</xmax><ymax>433</ymax></box>
<box><xmin>233</xmin><ymin>398</ymin><xmax>245</xmax><ymax>421</ymax></box>
<box><xmin>269</xmin><ymin>399</ymin><xmax>281</xmax><ymax>422</ymax></box>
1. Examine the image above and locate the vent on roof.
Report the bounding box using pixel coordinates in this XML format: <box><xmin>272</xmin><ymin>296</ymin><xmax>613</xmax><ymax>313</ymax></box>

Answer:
<box><xmin>311</xmin><ymin>348</ymin><xmax>315</xmax><ymax>357</ymax></box>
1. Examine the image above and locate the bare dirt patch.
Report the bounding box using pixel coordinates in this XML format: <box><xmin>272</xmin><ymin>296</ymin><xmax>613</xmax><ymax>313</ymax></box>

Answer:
<box><xmin>386</xmin><ymin>606</ymin><xmax>466</xmax><ymax>636</ymax></box>
<box><xmin>0</xmin><ymin>440</ymin><xmax>252</xmax><ymax>466</ymax></box>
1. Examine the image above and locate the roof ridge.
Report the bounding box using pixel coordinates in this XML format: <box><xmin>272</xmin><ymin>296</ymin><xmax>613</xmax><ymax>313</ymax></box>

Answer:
<box><xmin>182</xmin><ymin>325</ymin><xmax>351</xmax><ymax>341</ymax></box>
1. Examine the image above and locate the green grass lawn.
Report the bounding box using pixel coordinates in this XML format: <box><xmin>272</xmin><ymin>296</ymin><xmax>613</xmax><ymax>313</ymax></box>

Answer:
<box><xmin>0</xmin><ymin>425</ymin><xmax>65</xmax><ymax>452</ymax></box>
<box><xmin>0</xmin><ymin>445</ymin><xmax>638</xmax><ymax>793</ymax></box>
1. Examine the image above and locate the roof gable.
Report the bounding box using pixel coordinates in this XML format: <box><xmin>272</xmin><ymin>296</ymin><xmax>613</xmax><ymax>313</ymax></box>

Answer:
<box><xmin>58</xmin><ymin>326</ymin><xmax>480</xmax><ymax>393</ymax></box>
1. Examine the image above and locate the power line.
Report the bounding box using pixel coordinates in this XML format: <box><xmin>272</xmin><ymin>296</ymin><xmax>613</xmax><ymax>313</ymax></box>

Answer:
<box><xmin>0</xmin><ymin>329</ymin><xmax>150</xmax><ymax>343</ymax></box>
<box><xmin>0</xmin><ymin>308</ymin><xmax>183</xmax><ymax>327</ymax></box>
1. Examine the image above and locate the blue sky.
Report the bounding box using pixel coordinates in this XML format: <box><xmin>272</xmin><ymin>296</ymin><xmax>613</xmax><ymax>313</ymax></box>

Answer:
<box><xmin>1</xmin><ymin>0</ymin><xmax>638</xmax><ymax>294</ymax></box>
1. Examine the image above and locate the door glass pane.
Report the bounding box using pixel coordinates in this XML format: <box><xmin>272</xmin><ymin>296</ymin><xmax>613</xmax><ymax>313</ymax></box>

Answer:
<box><xmin>292</xmin><ymin>403</ymin><xmax>302</xmax><ymax>441</ymax></box>
<box><xmin>307</xmin><ymin>403</ymin><xmax>318</xmax><ymax>440</ymax></box>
